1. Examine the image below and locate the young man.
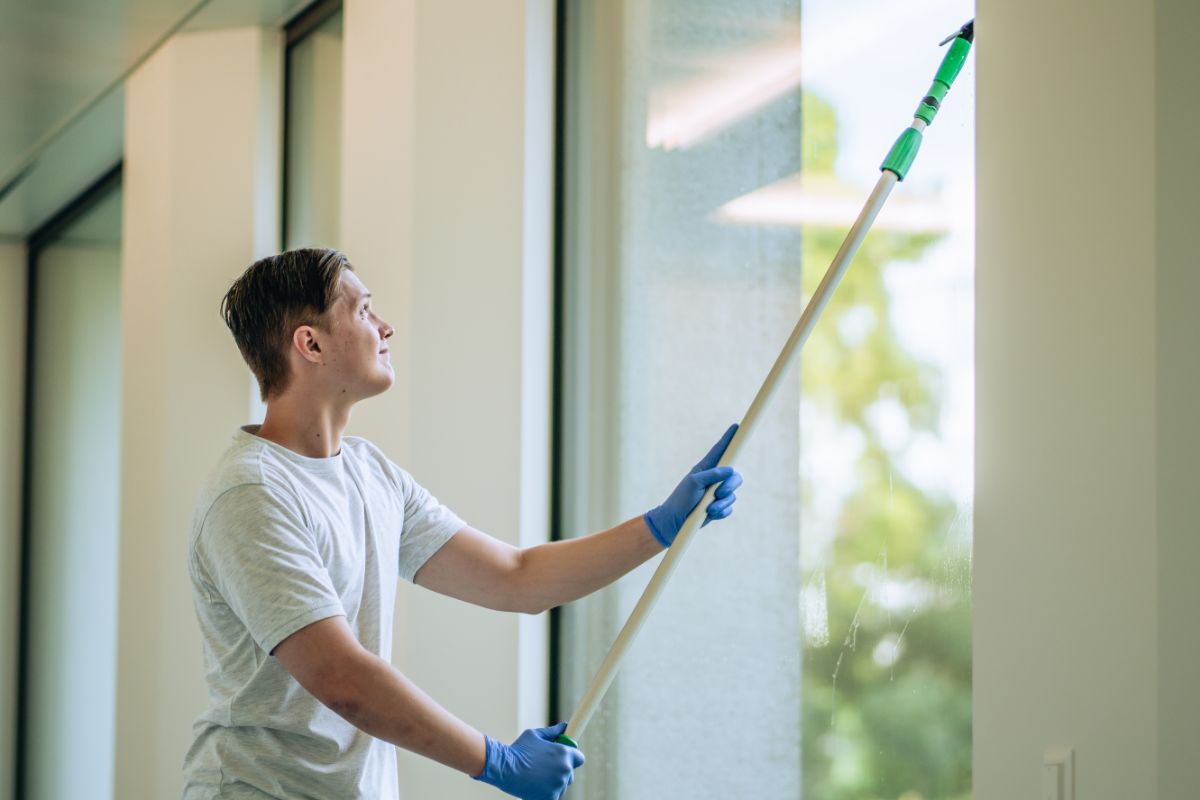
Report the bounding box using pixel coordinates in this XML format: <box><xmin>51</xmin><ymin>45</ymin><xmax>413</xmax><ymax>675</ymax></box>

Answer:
<box><xmin>182</xmin><ymin>249</ymin><xmax>742</xmax><ymax>799</ymax></box>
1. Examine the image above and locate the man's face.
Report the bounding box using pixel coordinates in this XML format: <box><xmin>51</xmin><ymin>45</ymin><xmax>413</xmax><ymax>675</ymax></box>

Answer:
<box><xmin>319</xmin><ymin>270</ymin><xmax>395</xmax><ymax>401</ymax></box>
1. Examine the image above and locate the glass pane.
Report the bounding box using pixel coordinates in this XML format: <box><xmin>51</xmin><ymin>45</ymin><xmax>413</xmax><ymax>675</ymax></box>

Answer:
<box><xmin>285</xmin><ymin>10</ymin><xmax>344</xmax><ymax>250</ymax></box>
<box><xmin>796</xmin><ymin>3</ymin><xmax>974</xmax><ymax>798</ymax></box>
<box><xmin>559</xmin><ymin>0</ymin><xmax>974</xmax><ymax>798</ymax></box>
<box><xmin>25</xmin><ymin>183</ymin><xmax>123</xmax><ymax>800</ymax></box>
<box><xmin>559</xmin><ymin>2</ymin><xmax>804</xmax><ymax>797</ymax></box>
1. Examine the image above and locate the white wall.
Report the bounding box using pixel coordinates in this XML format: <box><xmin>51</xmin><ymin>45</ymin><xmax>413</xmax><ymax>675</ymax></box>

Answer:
<box><xmin>976</xmin><ymin>0</ymin><xmax>1198</xmax><ymax>797</ymax></box>
<box><xmin>0</xmin><ymin>242</ymin><xmax>26</xmax><ymax>800</ymax></box>
<box><xmin>341</xmin><ymin>0</ymin><xmax>554</xmax><ymax>795</ymax></box>
<box><xmin>115</xmin><ymin>27</ymin><xmax>281</xmax><ymax>799</ymax></box>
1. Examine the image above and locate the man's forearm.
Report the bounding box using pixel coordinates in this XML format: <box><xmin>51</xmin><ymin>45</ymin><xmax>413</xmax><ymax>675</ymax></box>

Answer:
<box><xmin>331</xmin><ymin>650</ymin><xmax>487</xmax><ymax>776</ymax></box>
<box><xmin>513</xmin><ymin>516</ymin><xmax>662</xmax><ymax>613</ymax></box>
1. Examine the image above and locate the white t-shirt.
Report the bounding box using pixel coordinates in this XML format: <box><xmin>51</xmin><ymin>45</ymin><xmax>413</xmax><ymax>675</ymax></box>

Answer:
<box><xmin>182</xmin><ymin>425</ymin><xmax>465</xmax><ymax>799</ymax></box>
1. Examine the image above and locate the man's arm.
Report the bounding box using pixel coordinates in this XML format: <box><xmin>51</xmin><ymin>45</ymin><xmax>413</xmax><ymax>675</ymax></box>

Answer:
<box><xmin>415</xmin><ymin>424</ymin><xmax>743</xmax><ymax>615</ymax></box>
<box><xmin>273</xmin><ymin>616</ymin><xmax>583</xmax><ymax>797</ymax></box>
<box><xmin>273</xmin><ymin>615</ymin><xmax>487</xmax><ymax>774</ymax></box>
<box><xmin>414</xmin><ymin>517</ymin><xmax>661</xmax><ymax>614</ymax></box>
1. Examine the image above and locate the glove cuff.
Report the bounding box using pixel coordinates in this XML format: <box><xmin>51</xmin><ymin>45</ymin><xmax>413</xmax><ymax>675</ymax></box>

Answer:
<box><xmin>643</xmin><ymin>510</ymin><xmax>673</xmax><ymax>548</ymax></box>
<box><xmin>473</xmin><ymin>735</ymin><xmax>505</xmax><ymax>784</ymax></box>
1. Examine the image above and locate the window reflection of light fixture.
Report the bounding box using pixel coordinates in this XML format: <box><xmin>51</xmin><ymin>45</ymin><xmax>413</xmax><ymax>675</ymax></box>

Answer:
<box><xmin>714</xmin><ymin>173</ymin><xmax>968</xmax><ymax>232</ymax></box>
<box><xmin>646</xmin><ymin>0</ymin><xmax>954</xmax><ymax>152</ymax></box>
<box><xmin>647</xmin><ymin>37</ymin><xmax>802</xmax><ymax>151</ymax></box>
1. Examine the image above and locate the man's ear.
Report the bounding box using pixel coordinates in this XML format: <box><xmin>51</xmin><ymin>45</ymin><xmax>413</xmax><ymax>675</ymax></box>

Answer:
<box><xmin>292</xmin><ymin>325</ymin><xmax>324</xmax><ymax>365</ymax></box>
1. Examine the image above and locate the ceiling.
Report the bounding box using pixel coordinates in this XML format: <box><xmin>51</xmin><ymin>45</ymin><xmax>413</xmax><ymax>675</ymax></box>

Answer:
<box><xmin>0</xmin><ymin>0</ymin><xmax>312</xmax><ymax>242</ymax></box>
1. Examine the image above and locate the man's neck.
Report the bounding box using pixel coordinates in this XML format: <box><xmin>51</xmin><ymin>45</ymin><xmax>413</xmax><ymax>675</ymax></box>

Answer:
<box><xmin>255</xmin><ymin>394</ymin><xmax>352</xmax><ymax>459</ymax></box>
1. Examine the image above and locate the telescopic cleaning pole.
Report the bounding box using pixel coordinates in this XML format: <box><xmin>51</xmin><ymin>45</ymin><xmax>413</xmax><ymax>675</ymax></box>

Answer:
<box><xmin>559</xmin><ymin>19</ymin><xmax>975</xmax><ymax>749</ymax></box>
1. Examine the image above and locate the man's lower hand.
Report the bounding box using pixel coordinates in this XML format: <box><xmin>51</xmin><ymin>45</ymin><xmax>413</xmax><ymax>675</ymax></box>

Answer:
<box><xmin>474</xmin><ymin>722</ymin><xmax>584</xmax><ymax>800</ymax></box>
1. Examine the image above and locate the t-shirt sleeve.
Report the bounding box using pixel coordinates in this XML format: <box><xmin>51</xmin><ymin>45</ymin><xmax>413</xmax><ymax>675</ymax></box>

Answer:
<box><xmin>393</xmin><ymin>466</ymin><xmax>465</xmax><ymax>583</ymax></box>
<box><xmin>193</xmin><ymin>483</ymin><xmax>346</xmax><ymax>654</ymax></box>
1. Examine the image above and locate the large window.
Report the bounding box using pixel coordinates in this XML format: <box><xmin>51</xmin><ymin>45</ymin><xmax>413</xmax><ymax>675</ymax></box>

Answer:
<box><xmin>556</xmin><ymin>1</ymin><xmax>974</xmax><ymax>797</ymax></box>
<box><xmin>283</xmin><ymin>0</ymin><xmax>344</xmax><ymax>251</ymax></box>
<box><xmin>19</xmin><ymin>166</ymin><xmax>123</xmax><ymax>800</ymax></box>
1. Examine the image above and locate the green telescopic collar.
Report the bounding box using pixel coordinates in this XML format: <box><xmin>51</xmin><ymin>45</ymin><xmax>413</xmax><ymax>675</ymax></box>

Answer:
<box><xmin>881</xmin><ymin>127</ymin><xmax>923</xmax><ymax>181</ymax></box>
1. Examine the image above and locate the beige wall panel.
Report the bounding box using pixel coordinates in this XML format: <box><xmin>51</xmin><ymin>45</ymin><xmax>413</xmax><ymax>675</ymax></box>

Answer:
<box><xmin>976</xmin><ymin>1</ymin><xmax>1160</xmax><ymax>797</ymax></box>
<box><xmin>341</xmin><ymin>0</ymin><xmax>553</xmax><ymax>796</ymax></box>
<box><xmin>116</xmin><ymin>27</ymin><xmax>281</xmax><ymax>799</ymax></box>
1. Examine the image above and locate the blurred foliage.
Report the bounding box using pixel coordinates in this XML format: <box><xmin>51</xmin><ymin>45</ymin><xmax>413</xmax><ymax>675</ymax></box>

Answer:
<box><xmin>799</xmin><ymin>92</ymin><xmax>972</xmax><ymax>799</ymax></box>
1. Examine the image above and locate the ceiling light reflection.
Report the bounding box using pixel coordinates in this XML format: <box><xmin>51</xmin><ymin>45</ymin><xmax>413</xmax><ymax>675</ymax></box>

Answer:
<box><xmin>647</xmin><ymin>35</ymin><xmax>802</xmax><ymax>151</ymax></box>
<box><xmin>645</xmin><ymin>0</ymin><xmax>956</xmax><ymax>152</ymax></box>
<box><xmin>714</xmin><ymin>173</ymin><xmax>969</xmax><ymax>232</ymax></box>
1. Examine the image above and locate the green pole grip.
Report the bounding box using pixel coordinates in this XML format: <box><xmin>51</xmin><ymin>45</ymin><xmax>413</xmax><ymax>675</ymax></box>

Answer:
<box><xmin>557</xmin><ymin>733</ymin><xmax>579</xmax><ymax>748</ymax></box>
<box><xmin>881</xmin><ymin>127</ymin><xmax>923</xmax><ymax>181</ymax></box>
<box><xmin>935</xmin><ymin>36</ymin><xmax>972</xmax><ymax>90</ymax></box>
<box><xmin>915</xmin><ymin>35</ymin><xmax>972</xmax><ymax>125</ymax></box>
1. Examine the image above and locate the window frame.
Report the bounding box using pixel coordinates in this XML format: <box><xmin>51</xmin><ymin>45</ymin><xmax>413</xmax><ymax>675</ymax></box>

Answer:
<box><xmin>281</xmin><ymin>0</ymin><xmax>345</xmax><ymax>250</ymax></box>
<box><xmin>15</xmin><ymin>160</ymin><xmax>123</xmax><ymax>799</ymax></box>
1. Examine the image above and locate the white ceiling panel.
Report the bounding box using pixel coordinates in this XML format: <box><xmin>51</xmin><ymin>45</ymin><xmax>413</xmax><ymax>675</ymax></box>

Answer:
<box><xmin>0</xmin><ymin>0</ymin><xmax>312</xmax><ymax>239</ymax></box>
<box><xmin>0</xmin><ymin>0</ymin><xmax>196</xmax><ymax>168</ymax></box>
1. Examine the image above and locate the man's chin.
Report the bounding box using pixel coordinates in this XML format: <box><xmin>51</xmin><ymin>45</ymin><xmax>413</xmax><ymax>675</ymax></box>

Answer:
<box><xmin>368</xmin><ymin>370</ymin><xmax>395</xmax><ymax>396</ymax></box>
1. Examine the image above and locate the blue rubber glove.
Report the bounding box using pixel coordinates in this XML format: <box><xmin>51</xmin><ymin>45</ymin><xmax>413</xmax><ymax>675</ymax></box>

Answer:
<box><xmin>474</xmin><ymin>722</ymin><xmax>585</xmax><ymax>800</ymax></box>
<box><xmin>643</xmin><ymin>424</ymin><xmax>743</xmax><ymax>548</ymax></box>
